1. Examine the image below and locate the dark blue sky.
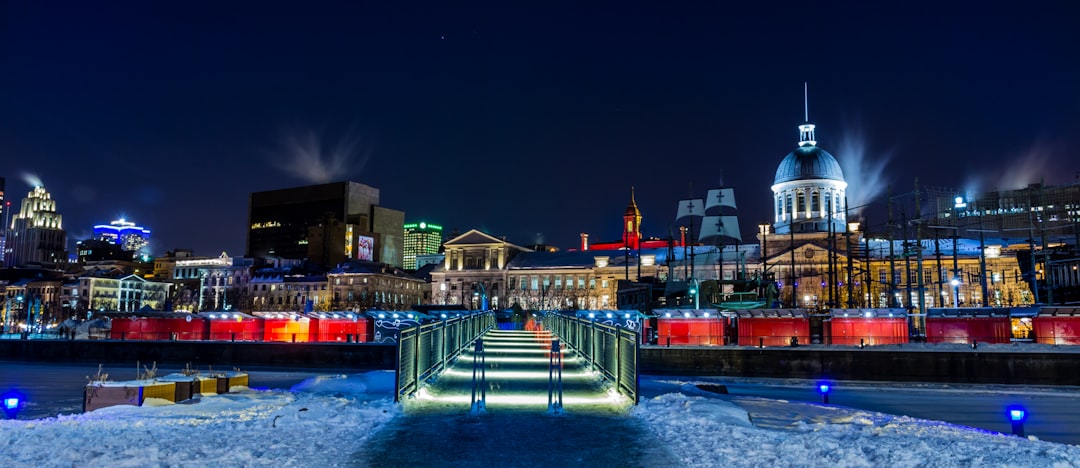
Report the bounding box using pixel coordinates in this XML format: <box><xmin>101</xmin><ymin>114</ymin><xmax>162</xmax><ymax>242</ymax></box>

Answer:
<box><xmin>2</xmin><ymin>2</ymin><xmax>1079</xmax><ymax>256</ymax></box>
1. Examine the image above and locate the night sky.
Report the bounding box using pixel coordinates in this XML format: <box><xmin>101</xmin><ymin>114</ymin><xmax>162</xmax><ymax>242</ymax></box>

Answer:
<box><xmin>3</xmin><ymin>2</ymin><xmax>1079</xmax><ymax>257</ymax></box>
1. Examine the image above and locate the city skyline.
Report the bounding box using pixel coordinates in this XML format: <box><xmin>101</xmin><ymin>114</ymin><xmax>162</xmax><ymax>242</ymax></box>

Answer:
<box><xmin>3</xmin><ymin>3</ymin><xmax>1079</xmax><ymax>256</ymax></box>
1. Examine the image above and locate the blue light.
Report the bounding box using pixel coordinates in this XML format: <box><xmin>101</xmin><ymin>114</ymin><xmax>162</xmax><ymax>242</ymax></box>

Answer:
<box><xmin>2</xmin><ymin>397</ymin><xmax>18</xmax><ymax>410</ymax></box>
<box><xmin>818</xmin><ymin>384</ymin><xmax>830</xmax><ymax>394</ymax></box>
<box><xmin>1009</xmin><ymin>406</ymin><xmax>1026</xmax><ymax>422</ymax></box>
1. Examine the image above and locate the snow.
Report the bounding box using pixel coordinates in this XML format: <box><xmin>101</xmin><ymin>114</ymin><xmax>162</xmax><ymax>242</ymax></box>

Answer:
<box><xmin>0</xmin><ymin>371</ymin><xmax>400</xmax><ymax>467</ymax></box>
<box><xmin>2</xmin><ymin>371</ymin><xmax>1079</xmax><ymax>467</ymax></box>
<box><xmin>634</xmin><ymin>379</ymin><xmax>1080</xmax><ymax>467</ymax></box>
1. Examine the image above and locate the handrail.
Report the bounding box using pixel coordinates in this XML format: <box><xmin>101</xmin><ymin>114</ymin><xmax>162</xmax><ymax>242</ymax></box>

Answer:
<box><xmin>395</xmin><ymin>312</ymin><xmax>494</xmax><ymax>402</ymax></box>
<box><xmin>470</xmin><ymin>338</ymin><xmax>487</xmax><ymax>414</ymax></box>
<box><xmin>545</xmin><ymin>312</ymin><xmax>639</xmax><ymax>404</ymax></box>
<box><xmin>548</xmin><ymin>337</ymin><xmax>563</xmax><ymax>413</ymax></box>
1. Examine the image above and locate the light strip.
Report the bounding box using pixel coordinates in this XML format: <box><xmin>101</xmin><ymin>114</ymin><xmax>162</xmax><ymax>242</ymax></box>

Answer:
<box><xmin>462</xmin><ymin>356</ymin><xmax>582</xmax><ymax>364</ymax></box>
<box><xmin>442</xmin><ymin>369</ymin><xmax>594</xmax><ymax>380</ymax></box>
<box><xmin>416</xmin><ymin>390</ymin><xmax>622</xmax><ymax>406</ymax></box>
<box><xmin>463</xmin><ymin>349</ymin><xmax>557</xmax><ymax>355</ymax></box>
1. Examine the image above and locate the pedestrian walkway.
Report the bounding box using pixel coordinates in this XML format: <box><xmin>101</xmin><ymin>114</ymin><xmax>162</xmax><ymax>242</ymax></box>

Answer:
<box><xmin>354</xmin><ymin>328</ymin><xmax>678</xmax><ymax>467</ymax></box>
<box><xmin>409</xmin><ymin>328</ymin><xmax>623</xmax><ymax>413</ymax></box>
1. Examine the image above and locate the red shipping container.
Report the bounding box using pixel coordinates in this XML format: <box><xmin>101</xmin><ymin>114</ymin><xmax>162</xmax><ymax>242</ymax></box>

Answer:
<box><xmin>163</xmin><ymin>317</ymin><xmax>209</xmax><ymax>341</ymax></box>
<box><xmin>203</xmin><ymin>313</ymin><xmax>264</xmax><ymax>341</ymax></box>
<box><xmin>263</xmin><ymin>317</ymin><xmax>312</xmax><ymax>342</ymax></box>
<box><xmin>926</xmin><ymin>308</ymin><xmax>1011</xmax><ymax>344</ymax></box>
<box><xmin>655</xmin><ymin>311</ymin><xmax>727</xmax><ymax>346</ymax></box>
<box><xmin>309</xmin><ymin>315</ymin><xmax>370</xmax><ymax>342</ymax></box>
<box><xmin>110</xmin><ymin>315</ymin><xmax>207</xmax><ymax>340</ymax></box>
<box><xmin>735</xmin><ymin>309</ymin><xmax>810</xmax><ymax>347</ymax></box>
<box><xmin>827</xmin><ymin>309</ymin><xmax>909</xmax><ymax>346</ymax></box>
<box><xmin>1033</xmin><ymin>307</ymin><xmax>1080</xmax><ymax>345</ymax></box>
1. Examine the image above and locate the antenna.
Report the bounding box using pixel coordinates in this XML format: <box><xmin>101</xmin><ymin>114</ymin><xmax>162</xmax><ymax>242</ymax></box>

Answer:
<box><xmin>804</xmin><ymin>82</ymin><xmax>809</xmax><ymax>122</ymax></box>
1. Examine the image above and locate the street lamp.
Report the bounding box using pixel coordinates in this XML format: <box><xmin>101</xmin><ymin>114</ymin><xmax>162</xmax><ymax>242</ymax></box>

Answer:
<box><xmin>688</xmin><ymin>278</ymin><xmax>699</xmax><ymax>309</ymax></box>
<box><xmin>1007</xmin><ymin>405</ymin><xmax>1027</xmax><ymax>437</ymax></box>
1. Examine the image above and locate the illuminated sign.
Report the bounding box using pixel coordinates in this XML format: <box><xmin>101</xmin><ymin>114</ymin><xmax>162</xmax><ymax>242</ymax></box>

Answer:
<box><xmin>404</xmin><ymin>222</ymin><xmax>443</xmax><ymax>231</ymax></box>
<box><xmin>357</xmin><ymin>236</ymin><xmax>374</xmax><ymax>261</ymax></box>
<box><xmin>251</xmin><ymin>221</ymin><xmax>282</xmax><ymax>229</ymax></box>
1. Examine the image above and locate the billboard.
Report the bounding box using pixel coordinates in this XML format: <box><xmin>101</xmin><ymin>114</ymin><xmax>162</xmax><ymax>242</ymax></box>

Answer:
<box><xmin>357</xmin><ymin>235</ymin><xmax>374</xmax><ymax>261</ymax></box>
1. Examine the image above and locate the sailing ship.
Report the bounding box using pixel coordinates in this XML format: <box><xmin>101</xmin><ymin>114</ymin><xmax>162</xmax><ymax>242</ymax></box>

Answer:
<box><xmin>671</xmin><ymin>181</ymin><xmax>766</xmax><ymax>310</ymax></box>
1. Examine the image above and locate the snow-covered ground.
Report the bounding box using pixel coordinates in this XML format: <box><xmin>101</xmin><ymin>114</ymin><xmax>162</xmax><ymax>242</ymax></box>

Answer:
<box><xmin>3</xmin><ymin>370</ymin><xmax>1079</xmax><ymax>467</ymax></box>
<box><xmin>635</xmin><ymin>378</ymin><xmax>1080</xmax><ymax>467</ymax></box>
<box><xmin>0</xmin><ymin>372</ymin><xmax>399</xmax><ymax>467</ymax></box>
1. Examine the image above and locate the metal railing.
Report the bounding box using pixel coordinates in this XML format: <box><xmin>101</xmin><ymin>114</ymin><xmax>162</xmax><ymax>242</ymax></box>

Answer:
<box><xmin>548</xmin><ymin>338</ymin><xmax>564</xmax><ymax>413</ymax></box>
<box><xmin>545</xmin><ymin>312</ymin><xmax>639</xmax><ymax>404</ymax></box>
<box><xmin>470</xmin><ymin>339</ymin><xmax>487</xmax><ymax>413</ymax></box>
<box><xmin>395</xmin><ymin>312</ymin><xmax>494</xmax><ymax>402</ymax></box>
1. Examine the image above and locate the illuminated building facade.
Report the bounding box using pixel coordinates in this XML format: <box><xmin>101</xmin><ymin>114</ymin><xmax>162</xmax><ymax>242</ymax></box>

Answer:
<box><xmin>74</xmin><ymin>269</ymin><xmax>171</xmax><ymax>313</ymax></box>
<box><xmin>930</xmin><ymin>182</ymin><xmax>1080</xmax><ymax>239</ymax></box>
<box><xmin>0</xmin><ymin>176</ymin><xmax>6</xmax><ymax>264</ymax></box>
<box><xmin>4</xmin><ymin>186</ymin><xmax>67</xmax><ymax>267</ymax></box>
<box><xmin>771</xmin><ymin>118</ymin><xmax>847</xmax><ymax>234</ymax></box>
<box><xmin>247</xmin><ymin>181</ymin><xmax>404</xmax><ymax>267</ymax></box>
<box><xmin>403</xmin><ymin>222</ymin><xmax>443</xmax><ymax>270</ymax></box>
<box><xmin>93</xmin><ymin>218</ymin><xmax>151</xmax><ymax>253</ymax></box>
<box><xmin>429</xmin><ymin>229</ymin><xmax>665</xmax><ymax>311</ymax></box>
<box><xmin>327</xmin><ymin>260</ymin><xmax>426</xmax><ymax>311</ymax></box>
<box><xmin>173</xmin><ymin>253</ymin><xmax>254</xmax><ymax>312</ymax></box>
<box><xmin>247</xmin><ymin>270</ymin><xmax>331</xmax><ymax>312</ymax></box>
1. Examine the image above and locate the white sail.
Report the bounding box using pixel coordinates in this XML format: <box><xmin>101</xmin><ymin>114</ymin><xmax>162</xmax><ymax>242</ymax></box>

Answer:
<box><xmin>675</xmin><ymin>198</ymin><xmax>705</xmax><ymax>221</ymax></box>
<box><xmin>704</xmin><ymin>188</ymin><xmax>737</xmax><ymax>215</ymax></box>
<box><xmin>698</xmin><ymin>215</ymin><xmax>742</xmax><ymax>244</ymax></box>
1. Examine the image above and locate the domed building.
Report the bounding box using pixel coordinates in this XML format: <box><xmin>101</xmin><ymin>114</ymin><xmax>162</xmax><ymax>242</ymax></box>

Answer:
<box><xmin>771</xmin><ymin>121</ymin><xmax>847</xmax><ymax>234</ymax></box>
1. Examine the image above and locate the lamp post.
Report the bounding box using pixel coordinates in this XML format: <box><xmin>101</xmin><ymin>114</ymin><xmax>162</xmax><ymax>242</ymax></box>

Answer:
<box><xmin>689</xmin><ymin>278</ymin><xmax>699</xmax><ymax>310</ymax></box>
<box><xmin>758</xmin><ymin>223</ymin><xmax>770</xmax><ymax>301</ymax></box>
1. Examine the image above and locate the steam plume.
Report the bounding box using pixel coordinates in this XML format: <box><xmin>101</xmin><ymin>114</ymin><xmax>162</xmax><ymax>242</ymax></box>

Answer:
<box><xmin>270</xmin><ymin>127</ymin><xmax>370</xmax><ymax>184</ymax></box>
<box><xmin>836</xmin><ymin>126</ymin><xmax>891</xmax><ymax>213</ymax></box>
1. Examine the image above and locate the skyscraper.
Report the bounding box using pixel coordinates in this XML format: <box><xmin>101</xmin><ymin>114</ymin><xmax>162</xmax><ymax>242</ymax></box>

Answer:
<box><xmin>4</xmin><ymin>185</ymin><xmax>68</xmax><ymax>267</ymax></box>
<box><xmin>93</xmin><ymin>218</ymin><xmax>151</xmax><ymax>253</ymax></box>
<box><xmin>247</xmin><ymin>181</ymin><xmax>405</xmax><ymax>267</ymax></box>
<box><xmin>0</xmin><ymin>176</ymin><xmax>7</xmax><ymax>264</ymax></box>
<box><xmin>403</xmin><ymin>222</ymin><xmax>443</xmax><ymax>269</ymax></box>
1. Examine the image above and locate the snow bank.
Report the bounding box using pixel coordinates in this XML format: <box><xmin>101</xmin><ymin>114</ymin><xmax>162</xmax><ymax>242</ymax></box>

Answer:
<box><xmin>0</xmin><ymin>371</ymin><xmax>399</xmax><ymax>467</ymax></box>
<box><xmin>634</xmin><ymin>379</ymin><xmax>1080</xmax><ymax>467</ymax></box>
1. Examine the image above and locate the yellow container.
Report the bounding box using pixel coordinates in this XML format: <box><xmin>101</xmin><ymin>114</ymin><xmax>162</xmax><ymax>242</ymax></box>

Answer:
<box><xmin>141</xmin><ymin>382</ymin><xmax>177</xmax><ymax>403</ymax></box>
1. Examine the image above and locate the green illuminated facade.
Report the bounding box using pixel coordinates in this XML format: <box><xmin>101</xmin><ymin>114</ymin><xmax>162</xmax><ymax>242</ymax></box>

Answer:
<box><xmin>403</xmin><ymin>222</ymin><xmax>443</xmax><ymax>270</ymax></box>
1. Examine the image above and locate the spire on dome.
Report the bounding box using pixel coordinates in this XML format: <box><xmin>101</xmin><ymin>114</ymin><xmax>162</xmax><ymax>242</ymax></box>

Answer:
<box><xmin>798</xmin><ymin>82</ymin><xmax>816</xmax><ymax>147</ymax></box>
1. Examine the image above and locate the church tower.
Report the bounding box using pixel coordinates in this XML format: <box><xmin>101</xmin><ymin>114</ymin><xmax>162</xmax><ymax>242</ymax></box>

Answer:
<box><xmin>622</xmin><ymin>188</ymin><xmax>642</xmax><ymax>250</ymax></box>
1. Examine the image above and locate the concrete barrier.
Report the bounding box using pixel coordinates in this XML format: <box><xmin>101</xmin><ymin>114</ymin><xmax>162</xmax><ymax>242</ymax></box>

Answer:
<box><xmin>640</xmin><ymin>347</ymin><xmax>1080</xmax><ymax>386</ymax></box>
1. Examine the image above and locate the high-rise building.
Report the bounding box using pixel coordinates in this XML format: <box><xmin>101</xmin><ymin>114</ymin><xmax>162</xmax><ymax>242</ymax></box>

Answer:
<box><xmin>403</xmin><ymin>222</ymin><xmax>443</xmax><ymax>270</ymax></box>
<box><xmin>4</xmin><ymin>185</ymin><xmax>67</xmax><ymax>267</ymax></box>
<box><xmin>0</xmin><ymin>176</ymin><xmax>7</xmax><ymax>264</ymax></box>
<box><xmin>93</xmin><ymin>218</ymin><xmax>151</xmax><ymax>253</ymax></box>
<box><xmin>246</xmin><ymin>181</ymin><xmax>405</xmax><ymax>267</ymax></box>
